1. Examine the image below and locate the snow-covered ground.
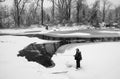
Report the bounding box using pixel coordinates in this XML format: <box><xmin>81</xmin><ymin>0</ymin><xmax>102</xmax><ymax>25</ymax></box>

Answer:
<box><xmin>99</xmin><ymin>30</ymin><xmax>120</xmax><ymax>35</ymax></box>
<box><xmin>0</xmin><ymin>25</ymin><xmax>95</xmax><ymax>34</ymax></box>
<box><xmin>0</xmin><ymin>27</ymin><xmax>48</xmax><ymax>34</ymax></box>
<box><xmin>55</xmin><ymin>32</ymin><xmax>90</xmax><ymax>36</ymax></box>
<box><xmin>0</xmin><ymin>35</ymin><xmax>120</xmax><ymax>79</ymax></box>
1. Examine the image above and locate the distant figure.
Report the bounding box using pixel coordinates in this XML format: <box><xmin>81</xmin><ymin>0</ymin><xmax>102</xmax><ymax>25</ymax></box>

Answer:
<box><xmin>74</xmin><ymin>48</ymin><xmax>82</xmax><ymax>69</ymax></box>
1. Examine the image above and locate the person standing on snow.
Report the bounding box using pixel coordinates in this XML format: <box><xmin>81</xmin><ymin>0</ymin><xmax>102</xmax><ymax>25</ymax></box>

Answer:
<box><xmin>74</xmin><ymin>48</ymin><xmax>82</xmax><ymax>69</ymax></box>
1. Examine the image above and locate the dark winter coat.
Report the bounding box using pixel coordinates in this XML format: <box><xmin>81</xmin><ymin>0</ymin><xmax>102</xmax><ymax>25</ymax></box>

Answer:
<box><xmin>74</xmin><ymin>51</ymin><xmax>82</xmax><ymax>60</ymax></box>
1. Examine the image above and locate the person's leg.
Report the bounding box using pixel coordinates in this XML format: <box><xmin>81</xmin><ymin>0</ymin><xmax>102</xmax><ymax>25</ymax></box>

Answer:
<box><xmin>77</xmin><ymin>60</ymin><xmax>80</xmax><ymax>68</ymax></box>
<box><xmin>76</xmin><ymin>60</ymin><xmax>78</xmax><ymax>69</ymax></box>
<box><xmin>76</xmin><ymin>60</ymin><xmax>79</xmax><ymax>69</ymax></box>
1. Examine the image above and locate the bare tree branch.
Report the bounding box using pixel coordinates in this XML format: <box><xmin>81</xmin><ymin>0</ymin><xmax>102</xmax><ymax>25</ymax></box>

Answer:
<box><xmin>20</xmin><ymin>0</ymin><xmax>28</xmax><ymax>15</ymax></box>
<box><xmin>18</xmin><ymin>0</ymin><xmax>22</xmax><ymax>4</ymax></box>
<box><xmin>34</xmin><ymin>0</ymin><xmax>40</xmax><ymax>12</ymax></box>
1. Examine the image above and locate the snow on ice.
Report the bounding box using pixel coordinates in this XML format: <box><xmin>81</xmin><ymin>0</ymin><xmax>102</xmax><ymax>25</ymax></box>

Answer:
<box><xmin>0</xmin><ymin>35</ymin><xmax>120</xmax><ymax>79</ymax></box>
<box><xmin>55</xmin><ymin>32</ymin><xmax>90</xmax><ymax>36</ymax></box>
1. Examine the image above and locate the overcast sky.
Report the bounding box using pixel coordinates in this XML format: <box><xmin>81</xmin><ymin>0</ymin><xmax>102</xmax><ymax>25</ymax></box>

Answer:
<box><xmin>2</xmin><ymin>0</ymin><xmax>120</xmax><ymax>8</ymax></box>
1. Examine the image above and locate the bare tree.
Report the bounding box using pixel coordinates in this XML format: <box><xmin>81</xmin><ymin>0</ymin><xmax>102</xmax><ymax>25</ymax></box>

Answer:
<box><xmin>35</xmin><ymin>0</ymin><xmax>40</xmax><ymax>12</ymax></box>
<box><xmin>25</xmin><ymin>0</ymin><xmax>41</xmax><ymax>26</ymax></box>
<box><xmin>25</xmin><ymin>0</ymin><xmax>49</xmax><ymax>26</ymax></box>
<box><xmin>41</xmin><ymin>0</ymin><xmax>44</xmax><ymax>25</ymax></box>
<box><xmin>89</xmin><ymin>0</ymin><xmax>100</xmax><ymax>27</ymax></box>
<box><xmin>67</xmin><ymin>0</ymin><xmax>72</xmax><ymax>21</ymax></box>
<box><xmin>76</xmin><ymin>0</ymin><xmax>83</xmax><ymax>23</ymax></box>
<box><xmin>75</xmin><ymin>0</ymin><xmax>89</xmax><ymax>24</ymax></box>
<box><xmin>115</xmin><ymin>6</ymin><xmax>120</xmax><ymax>22</ymax></box>
<box><xmin>56</xmin><ymin>0</ymin><xmax>72</xmax><ymax>23</ymax></box>
<box><xmin>50</xmin><ymin>0</ymin><xmax>55</xmax><ymax>22</ymax></box>
<box><xmin>13</xmin><ymin>0</ymin><xmax>29</xmax><ymax>27</ymax></box>
<box><xmin>107</xmin><ymin>10</ymin><xmax>113</xmax><ymax>23</ymax></box>
<box><xmin>114</xmin><ymin>6</ymin><xmax>120</xmax><ymax>27</ymax></box>
<box><xmin>102</xmin><ymin>0</ymin><xmax>111</xmax><ymax>22</ymax></box>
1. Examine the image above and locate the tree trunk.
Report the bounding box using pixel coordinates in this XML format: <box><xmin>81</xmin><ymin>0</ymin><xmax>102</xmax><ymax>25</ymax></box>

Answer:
<box><xmin>0</xmin><ymin>19</ymin><xmax>3</xmax><ymax>28</ymax></box>
<box><xmin>76</xmin><ymin>2</ymin><xmax>80</xmax><ymax>23</ymax></box>
<box><xmin>41</xmin><ymin>0</ymin><xmax>44</xmax><ymax>25</ymax></box>
<box><xmin>68</xmin><ymin>0</ymin><xmax>72</xmax><ymax>21</ymax></box>
<box><xmin>52</xmin><ymin>0</ymin><xmax>55</xmax><ymax>22</ymax></box>
<box><xmin>102</xmin><ymin>2</ymin><xmax>106</xmax><ymax>22</ymax></box>
<box><xmin>17</xmin><ymin>6</ymin><xmax>20</xmax><ymax>27</ymax></box>
<box><xmin>14</xmin><ymin>0</ymin><xmax>20</xmax><ymax>27</ymax></box>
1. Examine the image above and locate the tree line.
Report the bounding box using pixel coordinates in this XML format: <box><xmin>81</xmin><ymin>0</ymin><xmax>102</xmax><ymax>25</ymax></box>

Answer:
<box><xmin>0</xmin><ymin>0</ymin><xmax>120</xmax><ymax>28</ymax></box>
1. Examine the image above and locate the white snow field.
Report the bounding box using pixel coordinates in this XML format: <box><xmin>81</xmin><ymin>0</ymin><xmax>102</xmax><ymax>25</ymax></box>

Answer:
<box><xmin>0</xmin><ymin>36</ymin><xmax>120</xmax><ymax>79</ymax></box>
<box><xmin>99</xmin><ymin>30</ymin><xmax>120</xmax><ymax>35</ymax></box>
<box><xmin>55</xmin><ymin>32</ymin><xmax>90</xmax><ymax>36</ymax></box>
<box><xmin>0</xmin><ymin>26</ymin><xmax>80</xmax><ymax>34</ymax></box>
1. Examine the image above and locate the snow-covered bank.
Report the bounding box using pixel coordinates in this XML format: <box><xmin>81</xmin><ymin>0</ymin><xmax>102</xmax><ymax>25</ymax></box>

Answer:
<box><xmin>0</xmin><ymin>27</ymin><xmax>49</xmax><ymax>34</ymax></box>
<box><xmin>0</xmin><ymin>36</ymin><xmax>120</xmax><ymax>79</ymax></box>
<box><xmin>0</xmin><ymin>26</ymin><xmax>119</xmax><ymax>35</ymax></box>
<box><xmin>55</xmin><ymin>42</ymin><xmax>120</xmax><ymax>79</ymax></box>
<box><xmin>0</xmin><ymin>26</ymin><xmax>81</xmax><ymax>34</ymax></box>
<box><xmin>99</xmin><ymin>30</ymin><xmax>120</xmax><ymax>35</ymax></box>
